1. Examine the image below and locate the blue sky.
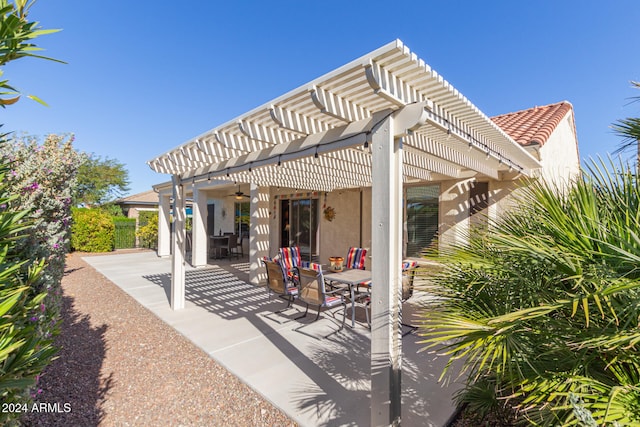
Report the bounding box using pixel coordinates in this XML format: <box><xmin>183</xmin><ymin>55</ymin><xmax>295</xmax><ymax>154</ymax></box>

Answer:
<box><xmin>2</xmin><ymin>1</ymin><xmax>639</xmax><ymax>196</ymax></box>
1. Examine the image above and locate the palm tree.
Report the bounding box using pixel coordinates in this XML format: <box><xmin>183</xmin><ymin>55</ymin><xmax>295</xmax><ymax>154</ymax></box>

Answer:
<box><xmin>419</xmin><ymin>159</ymin><xmax>640</xmax><ymax>425</ymax></box>
<box><xmin>612</xmin><ymin>81</ymin><xmax>640</xmax><ymax>163</ymax></box>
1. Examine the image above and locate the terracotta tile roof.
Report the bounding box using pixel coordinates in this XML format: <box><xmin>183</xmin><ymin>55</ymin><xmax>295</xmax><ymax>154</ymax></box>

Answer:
<box><xmin>491</xmin><ymin>101</ymin><xmax>573</xmax><ymax>147</ymax></box>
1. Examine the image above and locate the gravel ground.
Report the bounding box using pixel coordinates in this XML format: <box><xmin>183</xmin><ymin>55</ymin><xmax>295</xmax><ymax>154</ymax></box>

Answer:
<box><xmin>22</xmin><ymin>251</ymin><xmax>296</xmax><ymax>427</ymax></box>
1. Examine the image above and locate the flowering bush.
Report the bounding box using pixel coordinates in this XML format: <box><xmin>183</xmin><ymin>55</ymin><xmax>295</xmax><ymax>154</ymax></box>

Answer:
<box><xmin>0</xmin><ymin>0</ymin><xmax>66</xmax><ymax>420</ymax></box>
<box><xmin>1</xmin><ymin>134</ymin><xmax>83</xmax><ymax>323</ymax></box>
<box><xmin>0</xmin><ymin>134</ymin><xmax>82</xmax><ymax>417</ymax></box>
<box><xmin>0</xmin><ymin>149</ymin><xmax>57</xmax><ymax>415</ymax></box>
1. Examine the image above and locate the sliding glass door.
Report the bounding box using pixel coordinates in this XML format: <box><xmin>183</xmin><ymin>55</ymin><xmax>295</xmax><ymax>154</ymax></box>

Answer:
<box><xmin>280</xmin><ymin>198</ymin><xmax>319</xmax><ymax>261</ymax></box>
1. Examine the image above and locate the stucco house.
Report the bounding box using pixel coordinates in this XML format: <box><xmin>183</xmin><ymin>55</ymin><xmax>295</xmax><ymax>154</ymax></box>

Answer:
<box><xmin>147</xmin><ymin>40</ymin><xmax>579</xmax><ymax>424</ymax></box>
<box><xmin>114</xmin><ymin>189</ymin><xmax>159</xmax><ymax>219</ymax></box>
<box><xmin>151</xmin><ymin>99</ymin><xmax>579</xmax><ymax>274</ymax></box>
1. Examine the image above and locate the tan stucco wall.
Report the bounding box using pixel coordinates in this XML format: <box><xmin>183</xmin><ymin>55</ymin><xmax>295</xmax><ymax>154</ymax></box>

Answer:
<box><xmin>318</xmin><ymin>188</ymin><xmax>371</xmax><ymax>269</ymax></box>
<box><xmin>488</xmin><ymin>179</ymin><xmax>521</xmax><ymax>221</ymax></box>
<box><xmin>261</xmin><ymin>187</ymin><xmax>373</xmax><ymax>269</ymax></box>
<box><xmin>122</xmin><ymin>204</ymin><xmax>157</xmax><ymax>219</ymax></box>
<box><xmin>438</xmin><ymin>179</ymin><xmax>472</xmax><ymax>248</ymax></box>
<box><xmin>538</xmin><ymin>112</ymin><xmax>580</xmax><ymax>189</ymax></box>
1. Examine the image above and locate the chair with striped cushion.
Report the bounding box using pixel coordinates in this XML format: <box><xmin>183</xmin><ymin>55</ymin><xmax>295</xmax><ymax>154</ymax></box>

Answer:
<box><xmin>399</xmin><ymin>262</ymin><xmax>419</xmax><ymax>335</ymax></box>
<box><xmin>294</xmin><ymin>266</ymin><xmax>347</xmax><ymax>337</ymax></box>
<box><xmin>263</xmin><ymin>258</ymin><xmax>298</xmax><ymax>311</ymax></box>
<box><xmin>362</xmin><ymin>261</ymin><xmax>419</xmax><ymax>335</ymax></box>
<box><xmin>346</xmin><ymin>247</ymin><xmax>367</xmax><ymax>270</ymax></box>
<box><xmin>278</xmin><ymin>246</ymin><xmax>302</xmax><ymax>283</ymax></box>
<box><xmin>300</xmin><ymin>261</ymin><xmax>322</xmax><ymax>272</ymax></box>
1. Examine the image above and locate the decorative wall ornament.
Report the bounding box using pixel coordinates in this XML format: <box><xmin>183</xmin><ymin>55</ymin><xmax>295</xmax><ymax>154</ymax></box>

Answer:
<box><xmin>323</xmin><ymin>206</ymin><xmax>336</xmax><ymax>222</ymax></box>
<box><xmin>322</xmin><ymin>192</ymin><xmax>335</xmax><ymax>221</ymax></box>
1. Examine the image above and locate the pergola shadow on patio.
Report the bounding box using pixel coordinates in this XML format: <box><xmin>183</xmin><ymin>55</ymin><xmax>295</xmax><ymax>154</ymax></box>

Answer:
<box><xmin>85</xmin><ymin>252</ymin><xmax>460</xmax><ymax>427</ymax></box>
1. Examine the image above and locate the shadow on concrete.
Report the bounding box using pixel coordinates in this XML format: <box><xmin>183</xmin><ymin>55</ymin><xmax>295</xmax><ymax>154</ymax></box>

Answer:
<box><xmin>141</xmin><ymin>265</ymin><xmax>456</xmax><ymax>426</ymax></box>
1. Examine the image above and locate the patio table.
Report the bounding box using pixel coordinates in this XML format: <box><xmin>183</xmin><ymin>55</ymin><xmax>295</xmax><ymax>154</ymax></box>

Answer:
<box><xmin>323</xmin><ymin>269</ymin><xmax>371</xmax><ymax>328</ymax></box>
<box><xmin>210</xmin><ymin>235</ymin><xmax>229</xmax><ymax>259</ymax></box>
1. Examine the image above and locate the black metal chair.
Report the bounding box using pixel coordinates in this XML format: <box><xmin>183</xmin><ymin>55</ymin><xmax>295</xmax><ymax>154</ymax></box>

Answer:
<box><xmin>230</xmin><ymin>232</ymin><xmax>246</xmax><ymax>258</ymax></box>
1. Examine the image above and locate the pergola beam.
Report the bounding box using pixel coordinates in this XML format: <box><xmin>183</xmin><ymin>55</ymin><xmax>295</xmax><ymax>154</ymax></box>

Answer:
<box><xmin>311</xmin><ymin>85</ymin><xmax>370</xmax><ymax>123</ymax></box>
<box><xmin>181</xmin><ymin>110</ymin><xmax>390</xmax><ymax>182</ymax></box>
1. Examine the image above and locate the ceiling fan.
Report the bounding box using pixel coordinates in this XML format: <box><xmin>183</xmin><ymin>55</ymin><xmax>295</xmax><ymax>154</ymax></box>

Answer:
<box><xmin>228</xmin><ymin>185</ymin><xmax>250</xmax><ymax>200</ymax></box>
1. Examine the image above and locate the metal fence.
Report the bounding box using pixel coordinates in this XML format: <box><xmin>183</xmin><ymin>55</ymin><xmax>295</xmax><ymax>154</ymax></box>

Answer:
<box><xmin>113</xmin><ymin>218</ymin><xmax>137</xmax><ymax>249</ymax></box>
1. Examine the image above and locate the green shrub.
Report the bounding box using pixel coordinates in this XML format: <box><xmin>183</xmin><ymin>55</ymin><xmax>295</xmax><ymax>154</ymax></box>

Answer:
<box><xmin>138</xmin><ymin>210</ymin><xmax>156</xmax><ymax>227</ymax></box>
<box><xmin>71</xmin><ymin>208</ymin><xmax>115</xmax><ymax>252</ymax></box>
<box><xmin>136</xmin><ymin>211</ymin><xmax>158</xmax><ymax>249</ymax></box>
<box><xmin>420</xmin><ymin>159</ymin><xmax>640</xmax><ymax>426</ymax></box>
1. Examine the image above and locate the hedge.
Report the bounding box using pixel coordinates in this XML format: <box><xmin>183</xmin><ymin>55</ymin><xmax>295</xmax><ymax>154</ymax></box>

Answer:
<box><xmin>71</xmin><ymin>208</ymin><xmax>115</xmax><ymax>252</ymax></box>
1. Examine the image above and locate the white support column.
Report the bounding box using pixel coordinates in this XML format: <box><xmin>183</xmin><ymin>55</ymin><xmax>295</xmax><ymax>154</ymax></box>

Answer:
<box><xmin>249</xmin><ymin>183</ymin><xmax>270</xmax><ymax>286</ymax></box>
<box><xmin>171</xmin><ymin>176</ymin><xmax>186</xmax><ymax>310</ymax></box>
<box><xmin>158</xmin><ymin>191</ymin><xmax>171</xmax><ymax>257</ymax></box>
<box><xmin>370</xmin><ymin>115</ymin><xmax>403</xmax><ymax>426</ymax></box>
<box><xmin>192</xmin><ymin>185</ymin><xmax>208</xmax><ymax>267</ymax></box>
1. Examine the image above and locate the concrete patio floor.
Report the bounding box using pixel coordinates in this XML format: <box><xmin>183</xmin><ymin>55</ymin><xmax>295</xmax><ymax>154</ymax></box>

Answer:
<box><xmin>84</xmin><ymin>251</ymin><xmax>461</xmax><ymax>427</ymax></box>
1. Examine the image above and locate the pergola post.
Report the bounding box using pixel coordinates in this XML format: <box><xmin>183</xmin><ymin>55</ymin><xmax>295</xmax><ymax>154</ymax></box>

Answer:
<box><xmin>249</xmin><ymin>183</ymin><xmax>270</xmax><ymax>286</ymax></box>
<box><xmin>370</xmin><ymin>115</ymin><xmax>403</xmax><ymax>426</ymax></box>
<box><xmin>170</xmin><ymin>175</ymin><xmax>186</xmax><ymax>310</ymax></box>
<box><xmin>157</xmin><ymin>191</ymin><xmax>171</xmax><ymax>257</ymax></box>
<box><xmin>192</xmin><ymin>185</ymin><xmax>208</xmax><ymax>267</ymax></box>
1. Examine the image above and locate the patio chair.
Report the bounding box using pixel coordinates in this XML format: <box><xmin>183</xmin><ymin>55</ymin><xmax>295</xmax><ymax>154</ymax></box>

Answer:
<box><xmin>230</xmin><ymin>232</ymin><xmax>247</xmax><ymax>258</ymax></box>
<box><xmin>399</xmin><ymin>261</ymin><xmax>419</xmax><ymax>335</ymax></box>
<box><xmin>278</xmin><ymin>246</ymin><xmax>301</xmax><ymax>281</ymax></box>
<box><xmin>263</xmin><ymin>259</ymin><xmax>298</xmax><ymax>310</ymax></box>
<box><xmin>294</xmin><ymin>266</ymin><xmax>347</xmax><ymax>337</ymax></box>
<box><xmin>225</xmin><ymin>234</ymin><xmax>238</xmax><ymax>259</ymax></box>
<box><xmin>346</xmin><ymin>247</ymin><xmax>367</xmax><ymax>270</ymax></box>
<box><xmin>362</xmin><ymin>261</ymin><xmax>419</xmax><ymax>335</ymax></box>
<box><xmin>342</xmin><ymin>247</ymin><xmax>369</xmax><ymax>294</ymax></box>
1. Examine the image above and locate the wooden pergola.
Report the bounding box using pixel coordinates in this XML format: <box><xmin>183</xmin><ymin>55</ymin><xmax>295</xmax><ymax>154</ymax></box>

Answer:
<box><xmin>148</xmin><ymin>39</ymin><xmax>540</xmax><ymax>426</ymax></box>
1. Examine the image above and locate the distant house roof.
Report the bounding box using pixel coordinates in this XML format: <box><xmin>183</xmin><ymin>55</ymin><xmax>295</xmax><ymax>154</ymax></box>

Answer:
<box><xmin>115</xmin><ymin>189</ymin><xmax>158</xmax><ymax>206</ymax></box>
<box><xmin>492</xmin><ymin>101</ymin><xmax>573</xmax><ymax>147</ymax></box>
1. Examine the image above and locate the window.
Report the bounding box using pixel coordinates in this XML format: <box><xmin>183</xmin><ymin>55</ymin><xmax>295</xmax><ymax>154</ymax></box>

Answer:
<box><xmin>406</xmin><ymin>185</ymin><xmax>439</xmax><ymax>257</ymax></box>
<box><xmin>234</xmin><ymin>202</ymin><xmax>250</xmax><ymax>236</ymax></box>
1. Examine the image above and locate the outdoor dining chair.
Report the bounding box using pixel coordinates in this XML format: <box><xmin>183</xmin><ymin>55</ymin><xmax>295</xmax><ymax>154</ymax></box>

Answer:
<box><xmin>361</xmin><ymin>261</ymin><xmax>419</xmax><ymax>335</ymax></box>
<box><xmin>339</xmin><ymin>247</ymin><xmax>369</xmax><ymax>294</ymax></box>
<box><xmin>230</xmin><ymin>232</ymin><xmax>247</xmax><ymax>258</ymax></box>
<box><xmin>226</xmin><ymin>234</ymin><xmax>238</xmax><ymax>259</ymax></box>
<box><xmin>263</xmin><ymin>258</ymin><xmax>298</xmax><ymax>311</ymax></box>
<box><xmin>275</xmin><ymin>246</ymin><xmax>322</xmax><ymax>283</ymax></box>
<box><xmin>294</xmin><ymin>266</ymin><xmax>347</xmax><ymax>337</ymax></box>
<box><xmin>278</xmin><ymin>246</ymin><xmax>301</xmax><ymax>283</ymax></box>
<box><xmin>346</xmin><ymin>247</ymin><xmax>367</xmax><ymax>270</ymax></box>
